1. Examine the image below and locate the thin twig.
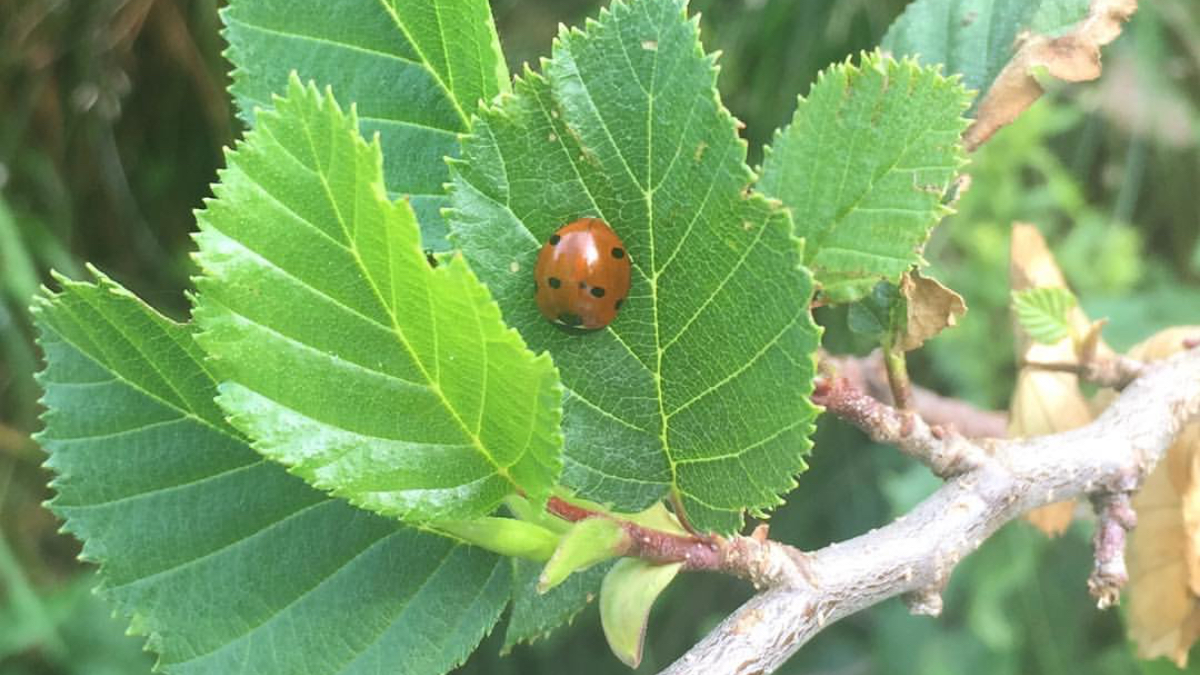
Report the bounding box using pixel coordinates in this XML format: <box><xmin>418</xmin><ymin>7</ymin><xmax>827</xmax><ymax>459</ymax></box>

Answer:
<box><xmin>1088</xmin><ymin>490</ymin><xmax>1137</xmax><ymax>608</ymax></box>
<box><xmin>658</xmin><ymin>347</ymin><xmax>1200</xmax><ymax>675</ymax></box>
<box><xmin>824</xmin><ymin>350</ymin><xmax>1007</xmax><ymax>438</ymax></box>
<box><xmin>545</xmin><ymin>496</ymin><xmax>796</xmax><ymax>585</ymax></box>
<box><xmin>813</xmin><ymin>376</ymin><xmax>987</xmax><ymax>478</ymax></box>
<box><xmin>1020</xmin><ymin>354</ymin><xmax>1145</xmax><ymax>389</ymax></box>
<box><xmin>883</xmin><ymin>348</ymin><xmax>913</xmax><ymax>410</ymax></box>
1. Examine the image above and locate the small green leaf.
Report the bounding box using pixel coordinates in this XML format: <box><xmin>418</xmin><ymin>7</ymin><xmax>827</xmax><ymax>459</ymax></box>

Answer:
<box><xmin>599</xmin><ymin>558</ymin><xmax>682</xmax><ymax>668</ymax></box>
<box><xmin>1013</xmin><ymin>287</ymin><xmax>1077</xmax><ymax>344</ymax></box>
<box><xmin>623</xmin><ymin>502</ymin><xmax>689</xmax><ymax>535</ymax></box>
<box><xmin>504</xmin><ymin>558</ymin><xmax>610</xmax><ymax>653</ymax></box>
<box><xmin>449</xmin><ymin>0</ymin><xmax>821</xmax><ymax>534</ymax></box>
<box><xmin>881</xmin><ymin>0</ymin><xmax>1091</xmax><ymax>111</ymax></box>
<box><xmin>847</xmin><ymin>281</ymin><xmax>903</xmax><ymax>344</ymax></box>
<box><xmin>505</xmin><ymin>495</ymin><xmax>573</xmax><ymax>534</ymax></box>
<box><xmin>223</xmin><ymin>0</ymin><xmax>511</xmax><ymax>248</ymax></box>
<box><xmin>34</xmin><ymin>272</ymin><xmax>510</xmax><ymax>675</ymax></box>
<box><xmin>437</xmin><ymin>518</ymin><xmax>561</xmax><ymax>562</ymax></box>
<box><xmin>193</xmin><ymin>77</ymin><xmax>563</xmax><ymax>525</ymax></box>
<box><xmin>758</xmin><ymin>52</ymin><xmax>971</xmax><ymax>303</ymax></box>
<box><xmin>539</xmin><ymin>517</ymin><xmax>629</xmax><ymax>593</ymax></box>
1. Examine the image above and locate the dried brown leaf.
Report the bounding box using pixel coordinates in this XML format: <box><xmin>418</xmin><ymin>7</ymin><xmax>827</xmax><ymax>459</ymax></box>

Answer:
<box><xmin>1128</xmin><ymin>326</ymin><xmax>1200</xmax><ymax>363</ymax></box>
<box><xmin>1129</xmin><ymin>424</ymin><xmax>1200</xmax><ymax>666</ymax></box>
<box><xmin>1008</xmin><ymin>223</ymin><xmax>1099</xmax><ymax>535</ymax></box>
<box><xmin>1009</xmin><ymin>223</ymin><xmax>1113</xmax><ymax>359</ymax></box>
<box><xmin>964</xmin><ymin>0</ymin><xmax>1138</xmax><ymax>151</ymax></box>
<box><xmin>895</xmin><ymin>271</ymin><xmax>967</xmax><ymax>352</ymax></box>
<box><xmin>1008</xmin><ymin>367</ymin><xmax>1092</xmax><ymax>536</ymax></box>
<box><xmin>1125</xmin><ymin>327</ymin><xmax>1200</xmax><ymax>666</ymax></box>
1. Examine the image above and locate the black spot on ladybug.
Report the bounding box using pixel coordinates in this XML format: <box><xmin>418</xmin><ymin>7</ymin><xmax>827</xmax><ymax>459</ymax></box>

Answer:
<box><xmin>615</xmin><ymin>298</ymin><xmax>624</xmax><ymax>310</ymax></box>
<box><xmin>548</xmin><ymin>277</ymin><xmax>562</xmax><ymax>289</ymax></box>
<box><xmin>590</xmin><ymin>287</ymin><xmax>606</xmax><ymax>298</ymax></box>
<box><xmin>549</xmin><ymin>234</ymin><xmax>561</xmax><ymax>246</ymax></box>
<box><xmin>558</xmin><ymin>312</ymin><xmax>583</xmax><ymax>327</ymax></box>
<box><xmin>611</xmin><ymin>247</ymin><xmax>625</xmax><ymax>259</ymax></box>
<box><xmin>579</xmin><ymin>281</ymin><xmax>587</xmax><ymax>289</ymax></box>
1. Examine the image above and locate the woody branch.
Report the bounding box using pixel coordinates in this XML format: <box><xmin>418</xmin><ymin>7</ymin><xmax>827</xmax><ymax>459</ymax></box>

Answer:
<box><xmin>657</xmin><ymin>346</ymin><xmax>1200</xmax><ymax>675</ymax></box>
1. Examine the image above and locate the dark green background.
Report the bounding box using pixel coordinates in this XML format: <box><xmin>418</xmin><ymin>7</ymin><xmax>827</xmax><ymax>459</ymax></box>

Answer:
<box><xmin>2</xmin><ymin>0</ymin><xmax>1199</xmax><ymax>673</ymax></box>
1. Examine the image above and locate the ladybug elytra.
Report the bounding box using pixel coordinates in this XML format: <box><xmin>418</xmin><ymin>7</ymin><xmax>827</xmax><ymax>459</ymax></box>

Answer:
<box><xmin>534</xmin><ymin>217</ymin><xmax>631</xmax><ymax>331</ymax></box>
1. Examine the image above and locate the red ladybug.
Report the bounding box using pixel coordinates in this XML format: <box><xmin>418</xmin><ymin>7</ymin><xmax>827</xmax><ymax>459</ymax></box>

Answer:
<box><xmin>534</xmin><ymin>217</ymin><xmax>631</xmax><ymax>331</ymax></box>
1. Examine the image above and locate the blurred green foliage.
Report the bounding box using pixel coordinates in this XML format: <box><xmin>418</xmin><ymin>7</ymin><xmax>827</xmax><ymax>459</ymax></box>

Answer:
<box><xmin>1</xmin><ymin>0</ymin><xmax>1198</xmax><ymax>673</ymax></box>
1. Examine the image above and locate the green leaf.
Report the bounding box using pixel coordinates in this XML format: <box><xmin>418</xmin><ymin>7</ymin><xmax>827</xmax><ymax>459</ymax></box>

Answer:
<box><xmin>539</xmin><ymin>517</ymin><xmax>628</xmax><ymax>593</ymax></box>
<box><xmin>1013</xmin><ymin>287</ymin><xmax>1077</xmax><ymax>344</ymax></box>
<box><xmin>881</xmin><ymin>0</ymin><xmax>1090</xmax><ymax>110</ymax></box>
<box><xmin>193</xmin><ymin>77</ymin><xmax>562</xmax><ymax>525</ymax></box>
<box><xmin>34</xmin><ymin>272</ymin><xmax>511</xmax><ymax>675</ymax></box>
<box><xmin>599</xmin><ymin>558</ymin><xmax>682</xmax><ymax>669</ymax></box>
<box><xmin>505</xmin><ymin>495</ymin><xmax>573</xmax><ymax>534</ymax></box>
<box><xmin>222</xmin><ymin>0</ymin><xmax>510</xmax><ymax>249</ymax></box>
<box><xmin>847</xmin><ymin>281</ymin><xmax>903</xmax><ymax>344</ymax></box>
<box><xmin>758</xmin><ymin>52</ymin><xmax>971</xmax><ymax>304</ymax></box>
<box><xmin>437</xmin><ymin>518</ymin><xmax>561</xmax><ymax>562</ymax></box>
<box><xmin>504</xmin><ymin>559</ymin><xmax>610</xmax><ymax>653</ymax></box>
<box><xmin>448</xmin><ymin>0</ymin><xmax>821</xmax><ymax>534</ymax></box>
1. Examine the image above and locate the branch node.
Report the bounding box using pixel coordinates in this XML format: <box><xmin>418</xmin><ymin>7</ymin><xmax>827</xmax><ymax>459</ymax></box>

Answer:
<box><xmin>902</xmin><ymin>585</ymin><xmax>946</xmax><ymax>617</ymax></box>
<box><xmin>719</xmin><ymin>536</ymin><xmax>815</xmax><ymax>590</ymax></box>
<box><xmin>1087</xmin><ymin>492</ymin><xmax>1137</xmax><ymax>609</ymax></box>
<box><xmin>660</xmin><ymin>349</ymin><xmax>1200</xmax><ymax>675</ymax></box>
<box><xmin>813</xmin><ymin>375</ymin><xmax>987</xmax><ymax>478</ymax></box>
<box><xmin>1021</xmin><ymin>354</ymin><xmax>1146</xmax><ymax>390</ymax></box>
<box><xmin>820</xmin><ymin>350</ymin><xmax>1008</xmax><ymax>437</ymax></box>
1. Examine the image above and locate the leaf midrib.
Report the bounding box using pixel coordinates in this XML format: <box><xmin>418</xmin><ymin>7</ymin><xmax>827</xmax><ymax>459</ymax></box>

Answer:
<box><xmin>543</xmin><ymin>10</ymin><xmax>782</xmax><ymax>500</ymax></box>
<box><xmin>227</xmin><ymin>16</ymin><xmax>465</xmax><ymax>134</ymax></box>
<box><xmin>327</xmin><ymin>543</ymin><xmax>500</xmax><ymax>675</ymax></box>
<box><xmin>286</xmin><ymin>110</ymin><xmax>516</xmax><ymax>487</ymax></box>
<box><xmin>607</xmin><ymin>5</ymin><xmax>674</xmax><ymax>500</ymax></box>
<box><xmin>46</xmin><ymin>295</ymin><xmax>244</xmax><ymax>448</ymax></box>
<box><xmin>169</xmin><ymin>509</ymin><xmax>404</xmax><ymax>667</ymax></box>
<box><xmin>377</xmin><ymin>0</ymin><xmax>471</xmax><ymax>128</ymax></box>
<box><xmin>810</xmin><ymin>77</ymin><xmax>957</xmax><ymax>260</ymax></box>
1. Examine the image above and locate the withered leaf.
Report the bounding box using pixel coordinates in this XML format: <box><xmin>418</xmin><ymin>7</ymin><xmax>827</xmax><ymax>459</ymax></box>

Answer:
<box><xmin>965</xmin><ymin>0</ymin><xmax>1138</xmax><ymax>151</ymax></box>
<box><xmin>1124</xmin><ymin>327</ymin><xmax>1200</xmax><ymax>666</ymax></box>
<box><xmin>1009</xmin><ymin>223</ymin><xmax>1097</xmax><ymax>535</ymax></box>
<box><xmin>895</xmin><ymin>271</ymin><xmax>967</xmax><ymax>352</ymax></box>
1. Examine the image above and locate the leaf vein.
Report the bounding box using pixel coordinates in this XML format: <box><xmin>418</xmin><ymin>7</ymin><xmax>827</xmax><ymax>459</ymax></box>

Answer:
<box><xmin>375</xmin><ymin>0</ymin><xmax>470</xmax><ymax>125</ymax></box>
<box><xmin>46</xmin><ymin>305</ymin><xmax>242</xmax><ymax>446</ymax></box>
<box><xmin>106</xmin><ymin>499</ymin><xmax>330</xmax><ymax>594</ymax></box>
<box><xmin>661</xmin><ymin>213</ymin><xmax>772</xmax><ymax>352</ymax></box>
<box><xmin>666</xmin><ymin>311</ymin><xmax>803</xmax><ymax>419</ymax></box>
<box><xmin>172</xmin><ymin>511</ymin><xmax>398</xmax><ymax>666</ymax></box>
<box><xmin>673</xmin><ymin>417</ymin><xmax>809</xmax><ymax>466</ymax></box>
<box><xmin>59</xmin><ymin>458</ymin><xmax>266</xmax><ymax>511</ymax></box>
<box><xmin>565</xmin><ymin>386</ymin><xmax>650</xmax><ymax>434</ymax></box>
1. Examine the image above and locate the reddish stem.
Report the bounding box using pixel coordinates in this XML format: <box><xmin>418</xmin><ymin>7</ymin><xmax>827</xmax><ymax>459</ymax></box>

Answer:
<box><xmin>545</xmin><ymin>496</ymin><xmax>725</xmax><ymax>572</ymax></box>
<box><xmin>546</xmin><ymin>496</ymin><xmax>594</xmax><ymax>522</ymax></box>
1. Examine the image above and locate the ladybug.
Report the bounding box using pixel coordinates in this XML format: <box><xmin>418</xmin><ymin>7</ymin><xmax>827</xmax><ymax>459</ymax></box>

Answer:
<box><xmin>534</xmin><ymin>217</ymin><xmax>631</xmax><ymax>331</ymax></box>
